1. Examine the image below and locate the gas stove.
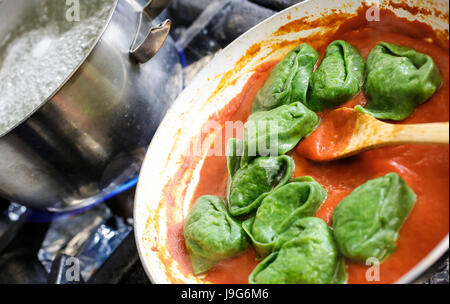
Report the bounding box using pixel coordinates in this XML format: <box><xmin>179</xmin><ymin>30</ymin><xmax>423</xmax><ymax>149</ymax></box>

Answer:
<box><xmin>0</xmin><ymin>190</ymin><xmax>148</xmax><ymax>284</ymax></box>
<box><xmin>0</xmin><ymin>0</ymin><xmax>448</xmax><ymax>284</ymax></box>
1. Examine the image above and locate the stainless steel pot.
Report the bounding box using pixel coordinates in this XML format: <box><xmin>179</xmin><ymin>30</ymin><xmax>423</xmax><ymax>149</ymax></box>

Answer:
<box><xmin>0</xmin><ymin>0</ymin><xmax>183</xmax><ymax>211</ymax></box>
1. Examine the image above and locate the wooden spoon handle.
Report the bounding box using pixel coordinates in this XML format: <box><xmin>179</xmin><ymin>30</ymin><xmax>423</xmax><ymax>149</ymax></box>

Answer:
<box><xmin>300</xmin><ymin>108</ymin><xmax>449</xmax><ymax>161</ymax></box>
<box><xmin>386</xmin><ymin>122</ymin><xmax>449</xmax><ymax>145</ymax></box>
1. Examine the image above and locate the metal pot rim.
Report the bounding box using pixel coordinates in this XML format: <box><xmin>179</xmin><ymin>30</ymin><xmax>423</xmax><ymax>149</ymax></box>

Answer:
<box><xmin>0</xmin><ymin>0</ymin><xmax>118</xmax><ymax>138</ymax></box>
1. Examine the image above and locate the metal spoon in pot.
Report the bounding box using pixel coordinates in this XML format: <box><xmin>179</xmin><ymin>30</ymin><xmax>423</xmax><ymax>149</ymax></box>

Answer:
<box><xmin>296</xmin><ymin>108</ymin><xmax>449</xmax><ymax>162</ymax></box>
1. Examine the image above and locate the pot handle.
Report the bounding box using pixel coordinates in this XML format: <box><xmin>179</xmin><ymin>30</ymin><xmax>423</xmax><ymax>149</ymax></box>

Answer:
<box><xmin>129</xmin><ymin>0</ymin><xmax>172</xmax><ymax>64</ymax></box>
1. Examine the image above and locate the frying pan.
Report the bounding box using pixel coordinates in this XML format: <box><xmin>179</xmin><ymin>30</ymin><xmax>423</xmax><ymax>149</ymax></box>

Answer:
<box><xmin>134</xmin><ymin>0</ymin><xmax>449</xmax><ymax>284</ymax></box>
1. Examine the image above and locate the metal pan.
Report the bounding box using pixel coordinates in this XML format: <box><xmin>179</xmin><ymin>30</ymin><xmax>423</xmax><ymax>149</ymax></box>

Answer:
<box><xmin>0</xmin><ymin>0</ymin><xmax>182</xmax><ymax>212</ymax></box>
<box><xmin>134</xmin><ymin>0</ymin><xmax>449</xmax><ymax>284</ymax></box>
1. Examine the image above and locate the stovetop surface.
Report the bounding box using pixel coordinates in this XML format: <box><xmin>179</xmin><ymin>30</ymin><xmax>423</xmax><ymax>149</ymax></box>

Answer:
<box><xmin>0</xmin><ymin>193</ymin><xmax>151</xmax><ymax>284</ymax></box>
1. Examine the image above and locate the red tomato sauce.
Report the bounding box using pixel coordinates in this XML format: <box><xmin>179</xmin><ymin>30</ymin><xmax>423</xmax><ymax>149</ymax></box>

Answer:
<box><xmin>163</xmin><ymin>6</ymin><xmax>449</xmax><ymax>284</ymax></box>
<box><xmin>297</xmin><ymin>108</ymin><xmax>359</xmax><ymax>161</ymax></box>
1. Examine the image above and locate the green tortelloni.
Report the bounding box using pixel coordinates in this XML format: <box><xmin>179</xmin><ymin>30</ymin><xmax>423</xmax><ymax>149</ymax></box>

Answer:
<box><xmin>252</xmin><ymin>43</ymin><xmax>319</xmax><ymax>112</ymax></box>
<box><xmin>307</xmin><ymin>40</ymin><xmax>365</xmax><ymax>112</ymax></box>
<box><xmin>332</xmin><ymin>173</ymin><xmax>417</xmax><ymax>262</ymax></box>
<box><xmin>249</xmin><ymin>217</ymin><xmax>347</xmax><ymax>284</ymax></box>
<box><xmin>242</xmin><ymin>102</ymin><xmax>319</xmax><ymax>166</ymax></box>
<box><xmin>355</xmin><ymin>42</ymin><xmax>442</xmax><ymax>120</ymax></box>
<box><xmin>184</xmin><ymin>195</ymin><xmax>249</xmax><ymax>275</ymax></box>
<box><xmin>226</xmin><ymin>139</ymin><xmax>294</xmax><ymax>217</ymax></box>
<box><xmin>243</xmin><ymin>176</ymin><xmax>327</xmax><ymax>257</ymax></box>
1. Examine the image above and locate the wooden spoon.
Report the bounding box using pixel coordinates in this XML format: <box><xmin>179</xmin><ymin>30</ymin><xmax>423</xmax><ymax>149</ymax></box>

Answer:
<box><xmin>296</xmin><ymin>108</ymin><xmax>449</xmax><ymax>162</ymax></box>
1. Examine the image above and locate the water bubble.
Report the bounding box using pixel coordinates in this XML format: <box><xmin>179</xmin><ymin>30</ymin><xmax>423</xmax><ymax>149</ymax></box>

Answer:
<box><xmin>0</xmin><ymin>0</ymin><xmax>114</xmax><ymax>134</ymax></box>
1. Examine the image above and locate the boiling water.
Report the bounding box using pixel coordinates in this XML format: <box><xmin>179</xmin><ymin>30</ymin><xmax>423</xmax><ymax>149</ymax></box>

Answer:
<box><xmin>0</xmin><ymin>0</ymin><xmax>115</xmax><ymax>135</ymax></box>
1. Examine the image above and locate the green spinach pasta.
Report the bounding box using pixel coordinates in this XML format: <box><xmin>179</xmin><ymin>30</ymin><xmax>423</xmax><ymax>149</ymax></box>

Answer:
<box><xmin>184</xmin><ymin>195</ymin><xmax>250</xmax><ymax>275</ymax></box>
<box><xmin>332</xmin><ymin>173</ymin><xmax>417</xmax><ymax>262</ymax></box>
<box><xmin>355</xmin><ymin>42</ymin><xmax>442</xmax><ymax>120</ymax></box>
<box><xmin>249</xmin><ymin>217</ymin><xmax>346</xmax><ymax>284</ymax></box>
<box><xmin>226</xmin><ymin>139</ymin><xmax>295</xmax><ymax>216</ymax></box>
<box><xmin>242</xmin><ymin>102</ymin><xmax>319</xmax><ymax>166</ymax></box>
<box><xmin>252</xmin><ymin>43</ymin><xmax>319</xmax><ymax>112</ymax></box>
<box><xmin>307</xmin><ymin>40</ymin><xmax>365</xmax><ymax>112</ymax></box>
<box><xmin>243</xmin><ymin>176</ymin><xmax>327</xmax><ymax>257</ymax></box>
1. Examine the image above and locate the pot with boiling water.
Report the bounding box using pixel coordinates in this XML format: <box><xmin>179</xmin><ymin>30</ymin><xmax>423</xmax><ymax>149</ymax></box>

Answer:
<box><xmin>0</xmin><ymin>0</ymin><xmax>182</xmax><ymax>211</ymax></box>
